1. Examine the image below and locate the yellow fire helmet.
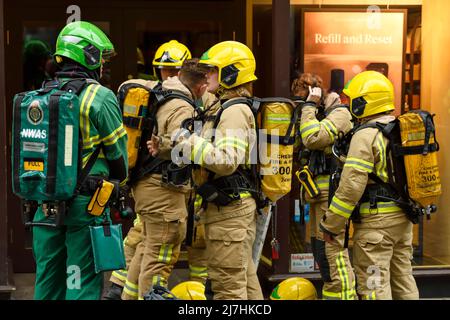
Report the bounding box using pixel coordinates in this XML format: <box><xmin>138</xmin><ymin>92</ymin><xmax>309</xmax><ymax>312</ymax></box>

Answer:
<box><xmin>343</xmin><ymin>70</ymin><xmax>395</xmax><ymax>119</ymax></box>
<box><xmin>199</xmin><ymin>40</ymin><xmax>257</xmax><ymax>89</ymax></box>
<box><xmin>270</xmin><ymin>277</ymin><xmax>317</xmax><ymax>300</ymax></box>
<box><xmin>152</xmin><ymin>40</ymin><xmax>191</xmax><ymax>69</ymax></box>
<box><xmin>171</xmin><ymin>281</ymin><xmax>207</xmax><ymax>300</ymax></box>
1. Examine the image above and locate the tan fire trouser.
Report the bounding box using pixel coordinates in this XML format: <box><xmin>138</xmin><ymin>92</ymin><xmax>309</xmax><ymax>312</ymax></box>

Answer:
<box><xmin>121</xmin><ymin>174</ymin><xmax>188</xmax><ymax>300</ymax></box>
<box><xmin>121</xmin><ymin>199</ymin><xmax>206</xmax><ymax>299</ymax></box>
<box><xmin>353</xmin><ymin>214</ymin><xmax>419</xmax><ymax>300</ymax></box>
<box><xmin>137</xmin><ymin>213</ymin><xmax>187</xmax><ymax>299</ymax></box>
<box><xmin>110</xmin><ymin>218</ymin><xmax>143</xmax><ymax>287</ymax></box>
<box><xmin>121</xmin><ymin>240</ymin><xmax>144</xmax><ymax>300</ymax></box>
<box><xmin>310</xmin><ymin>198</ymin><xmax>356</xmax><ymax>300</ymax></box>
<box><xmin>187</xmin><ymin>222</ymin><xmax>208</xmax><ymax>284</ymax></box>
<box><xmin>205</xmin><ymin>210</ymin><xmax>263</xmax><ymax>300</ymax></box>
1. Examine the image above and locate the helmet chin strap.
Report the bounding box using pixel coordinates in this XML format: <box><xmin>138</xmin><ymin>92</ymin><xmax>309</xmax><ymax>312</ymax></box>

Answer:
<box><xmin>215</xmin><ymin>85</ymin><xmax>226</xmax><ymax>98</ymax></box>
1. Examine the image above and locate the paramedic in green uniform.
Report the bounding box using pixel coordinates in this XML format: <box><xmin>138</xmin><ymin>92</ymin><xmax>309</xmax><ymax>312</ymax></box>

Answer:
<box><xmin>32</xmin><ymin>21</ymin><xmax>128</xmax><ymax>300</ymax></box>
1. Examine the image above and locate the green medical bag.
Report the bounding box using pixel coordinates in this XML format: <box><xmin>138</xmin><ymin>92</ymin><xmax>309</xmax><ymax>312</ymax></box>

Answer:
<box><xmin>90</xmin><ymin>217</ymin><xmax>126</xmax><ymax>273</ymax></box>
<box><xmin>12</xmin><ymin>79</ymin><xmax>91</xmax><ymax>201</ymax></box>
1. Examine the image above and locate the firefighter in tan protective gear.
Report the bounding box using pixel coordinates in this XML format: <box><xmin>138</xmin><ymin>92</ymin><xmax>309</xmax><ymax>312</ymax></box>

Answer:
<box><xmin>294</xmin><ymin>73</ymin><xmax>355</xmax><ymax>300</ymax></box>
<box><xmin>320</xmin><ymin>71</ymin><xmax>419</xmax><ymax>300</ymax></box>
<box><xmin>105</xmin><ymin>41</ymin><xmax>208</xmax><ymax>300</ymax></box>
<box><xmin>105</xmin><ymin>41</ymin><xmax>185</xmax><ymax>300</ymax></box>
<box><xmin>121</xmin><ymin>59</ymin><xmax>209</xmax><ymax>300</ymax></box>
<box><xmin>172</xmin><ymin>41</ymin><xmax>264</xmax><ymax>300</ymax></box>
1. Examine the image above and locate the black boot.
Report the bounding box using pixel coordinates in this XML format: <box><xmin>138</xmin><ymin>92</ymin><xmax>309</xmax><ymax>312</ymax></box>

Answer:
<box><xmin>103</xmin><ymin>283</ymin><xmax>123</xmax><ymax>300</ymax></box>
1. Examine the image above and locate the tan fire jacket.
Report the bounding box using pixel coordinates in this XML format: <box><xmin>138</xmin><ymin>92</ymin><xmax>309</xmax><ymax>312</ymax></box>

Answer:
<box><xmin>299</xmin><ymin>93</ymin><xmax>353</xmax><ymax>197</ymax></box>
<box><xmin>156</xmin><ymin>76</ymin><xmax>196</xmax><ymax>160</ymax></box>
<box><xmin>178</xmin><ymin>87</ymin><xmax>257</xmax><ymax>223</ymax></box>
<box><xmin>129</xmin><ymin>77</ymin><xmax>195</xmax><ymax>220</ymax></box>
<box><xmin>320</xmin><ymin>114</ymin><xmax>405</xmax><ymax>236</ymax></box>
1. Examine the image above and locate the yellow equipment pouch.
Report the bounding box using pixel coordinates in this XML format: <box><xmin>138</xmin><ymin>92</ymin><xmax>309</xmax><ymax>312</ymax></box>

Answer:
<box><xmin>296</xmin><ymin>166</ymin><xmax>320</xmax><ymax>198</ymax></box>
<box><xmin>87</xmin><ymin>180</ymin><xmax>115</xmax><ymax>216</ymax></box>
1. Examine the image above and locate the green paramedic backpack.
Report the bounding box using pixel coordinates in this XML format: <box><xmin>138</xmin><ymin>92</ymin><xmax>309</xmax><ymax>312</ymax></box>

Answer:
<box><xmin>12</xmin><ymin>79</ymin><xmax>99</xmax><ymax>225</ymax></box>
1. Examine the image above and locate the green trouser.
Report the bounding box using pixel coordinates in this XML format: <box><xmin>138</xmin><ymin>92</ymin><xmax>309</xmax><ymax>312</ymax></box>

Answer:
<box><xmin>33</xmin><ymin>195</ymin><xmax>104</xmax><ymax>300</ymax></box>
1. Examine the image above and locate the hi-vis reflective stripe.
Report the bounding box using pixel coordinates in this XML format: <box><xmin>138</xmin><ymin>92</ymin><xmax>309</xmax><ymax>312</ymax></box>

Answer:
<box><xmin>322</xmin><ymin>290</ymin><xmax>342</xmax><ymax>300</ymax></box>
<box><xmin>330</xmin><ymin>196</ymin><xmax>355</xmax><ymax>219</ymax></box>
<box><xmin>408</xmin><ymin>132</ymin><xmax>425</xmax><ymax>141</ymax></box>
<box><xmin>79</xmin><ymin>85</ymin><xmax>94</xmax><ymax>141</ymax></box>
<box><xmin>360</xmin><ymin>201</ymin><xmax>402</xmax><ymax>215</ymax></box>
<box><xmin>374</xmin><ymin>133</ymin><xmax>388</xmax><ymax>183</ymax></box>
<box><xmin>189</xmin><ymin>265</ymin><xmax>208</xmax><ymax>279</ymax></box>
<box><xmin>80</xmin><ymin>84</ymin><xmax>101</xmax><ymax>145</ymax></box>
<box><xmin>192</xmin><ymin>138</ymin><xmax>213</xmax><ymax>165</ymax></box>
<box><xmin>158</xmin><ymin>244</ymin><xmax>174</xmax><ymax>264</ymax></box>
<box><xmin>240</xmin><ymin>192</ymin><xmax>252</xmax><ymax>199</ymax></box>
<box><xmin>111</xmin><ymin>269</ymin><xmax>128</xmax><ymax>283</ymax></box>
<box><xmin>81</xmin><ymin>150</ymin><xmax>105</xmax><ymax>167</ymax></box>
<box><xmin>321</xmin><ymin>119</ymin><xmax>338</xmax><ymax>141</ymax></box>
<box><xmin>123</xmin><ymin>280</ymin><xmax>139</xmax><ymax>298</ymax></box>
<box><xmin>344</xmin><ymin>157</ymin><xmax>374</xmax><ymax>173</ymax></box>
<box><xmin>194</xmin><ymin>195</ymin><xmax>203</xmax><ymax>211</ymax></box>
<box><xmin>315</xmin><ymin>175</ymin><xmax>330</xmax><ymax>190</ymax></box>
<box><xmin>152</xmin><ymin>275</ymin><xmax>167</xmax><ymax>287</ymax></box>
<box><xmin>83</xmin><ymin>135</ymin><xmax>101</xmax><ymax>149</ymax></box>
<box><xmin>336</xmin><ymin>251</ymin><xmax>353</xmax><ymax>300</ymax></box>
<box><xmin>266</xmin><ymin>113</ymin><xmax>291</xmax><ymax>123</ymax></box>
<box><xmin>215</xmin><ymin>137</ymin><xmax>248</xmax><ymax>153</ymax></box>
<box><xmin>362</xmin><ymin>292</ymin><xmax>377</xmax><ymax>300</ymax></box>
<box><xmin>103</xmin><ymin>125</ymin><xmax>127</xmax><ymax>146</ymax></box>
<box><xmin>300</xmin><ymin>120</ymin><xmax>320</xmax><ymax>139</ymax></box>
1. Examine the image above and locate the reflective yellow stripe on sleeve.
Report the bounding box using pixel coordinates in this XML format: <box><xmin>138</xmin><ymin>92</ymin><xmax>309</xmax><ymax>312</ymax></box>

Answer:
<box><xmin>344</xmin><ymin>157</ymin><xmax>374</xmax><ymax>173</ymax></box>
<box><xmin>300</xmin><ymin>120</ymin><xmax>320</xmax><ymax>140</ymax></box>
<box><xmin>215</xmin><ymin>137</ymin><xmax>248</xmax><ymax>153</ymax></box>
<box><xmin>321</xmin><ymin>119</ymin><xmax>338</xmax><ymax>142</ymax></box>
<box><xmin>329</xmin><ymin>196</ymin><xmax>355</xmax><ymax>219</ymax></box>
<box><xmin>192</xmin><ymin>137</ymin><xmax>213</xmax><ymax>165</ymax></box>
<box><xmin>103</xmin><ymin>124</ymin><xmax>127</xmax><ymax>146</ymax></box>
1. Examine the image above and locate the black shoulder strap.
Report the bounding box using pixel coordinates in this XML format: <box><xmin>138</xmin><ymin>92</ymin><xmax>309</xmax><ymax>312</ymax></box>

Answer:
<box><xmin>117</xmin><ymin>81</ymin><xmax>161</xmax><ymax>109</ymax></box>
<box><xmin>61</xmin><ymin>79</ymin><xmax>93</xmax><ymax>95</ymax></box>
<box><xmin>73</xmin><ymin>146</ymin><xmax>102</xmax><ymax>198</ymax></box>
<box><xmin>416</xmin><ymin>111</ymin><xmax>439</xmax><ymax>155</ymax></box>
<box><xmin>152</xmin><ymin>89</ymin><xmax>196</xmax><ymax>109</ymax></box>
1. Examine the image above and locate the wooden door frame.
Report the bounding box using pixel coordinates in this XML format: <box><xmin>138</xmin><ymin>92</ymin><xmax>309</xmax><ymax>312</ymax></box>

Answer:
<box><xmin>0</xmin><ymin>0</ymin><xmax>16</xmax><ymax>296</ymax></box>
<box><xmin>3</xmin><ymin>1</ymin><xmax>127</xmax><ymax>273</ymax></box>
